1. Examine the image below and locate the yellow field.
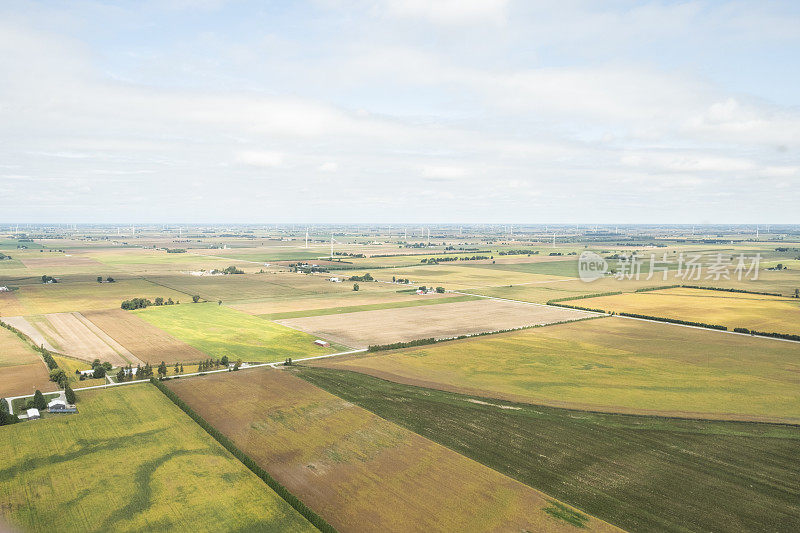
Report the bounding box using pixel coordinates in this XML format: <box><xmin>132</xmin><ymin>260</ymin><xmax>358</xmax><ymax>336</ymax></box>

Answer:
<box><xmin>314</xmin><ymin>317</ymin><xmax>800</xmax><ymax>423</ymax></box>
<box><xmin>0</xmin><ymin>384</ymin><xmax>315</xmax><ymax>532</ymax></box>
<box><xmin>581</xmin><ymin>287</ymin><xmax>800</xmax><ymax>334</ymax></box>
<box><xmin>0</xmin><ymin>326</ymin><xmax>40</xmax><ymax>368</ymax></box>
<box><xmin>168</xmin><ymin>368</ymin><xmax>619</xmax><ymax>533</ymax></box>
<box><xmin>2</xmin><ymin>279</ymin><xmax>188</xmax><ymax>315</ymax></box>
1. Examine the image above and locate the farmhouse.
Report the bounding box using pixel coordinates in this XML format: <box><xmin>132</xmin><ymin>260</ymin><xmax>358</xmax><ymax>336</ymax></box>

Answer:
<box><xmin>314</xmin><ymin>339</ymin><xmax>330</xmax><ymax>347</ymax></box>
<box><xmin>329</xmin><ymin>277</ymin><xmax>341</xmax><ymax>282</ymax></box>
<box><xmin>26</xmin><ymin>408</ymin><xmax>41</xmax><ymax>420</ymax></box>
<box><xmin>77</xmin><ymin>369</ymin><xmax>95</xmax><ymax>377</ymax></box>
<box><xmin>48</xmin><ymin>396</ymin><xmax>77</xmax><ymax>414</ymax></box>
<box><xmin>0</xmin><ymin>286</ymin><xmax>10</xmax><ymax>292</ymax></box>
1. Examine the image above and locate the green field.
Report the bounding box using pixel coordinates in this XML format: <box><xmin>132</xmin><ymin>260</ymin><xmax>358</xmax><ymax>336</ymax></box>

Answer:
<box><xmin>0</xmin><ymin>384</ymin><xmax>316</xmax><ymax>532</ymax></box>
<box><xmin>296</xmin><ymin>366</ymin><xmax>800</xmax><ymax>533</ymax></box>
<box><xmin>315</xmin><ymin>317</ymin><xmax>800</xmax><ymax>422</ymax></box>
<box><xmin>136</xmin><ymin>303</ymin><xmax>345</xmax><ymax>361</ymax></box>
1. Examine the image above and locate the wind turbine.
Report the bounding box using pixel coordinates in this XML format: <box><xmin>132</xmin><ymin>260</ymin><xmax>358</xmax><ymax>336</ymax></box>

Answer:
<box><xmin>305</xmin><ymin>227</ymin><xmax>309</xmax><ymax>248</ymax></box>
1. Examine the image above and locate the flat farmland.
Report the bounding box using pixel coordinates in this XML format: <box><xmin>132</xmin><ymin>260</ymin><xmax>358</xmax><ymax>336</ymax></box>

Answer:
<box><xmin>0</xmin><ymin>291</ymin><xmax>29</xmax><ymax>316</ymax></box>
<box><xmin>229</xmin><ymin>289</ymin><xmax>466</xmax><ymax>316</ymax></box>
<box><xmin>146</xmin><ymin>272</ymin><xmax>378</xmax><ymax>302</ymax></box>
<box><xmin>83</xmin><ymin>309</ymin><xmax>206</xmax><ymax>364</ymax></box>
<box><xmin>360</xmin><ymin>264</ymin><xmax>565</xmax><ymax>289</ymax></box>
<box><xmin>135</xmin><ymin>303</ymin><xmax>343</xmax><ymax>361</ymax></box>
<box><xmin>260</xmin><ymin>294</ymin><xmax>480</xmax><ymax>320</ymax></box>
<box><xmin>0</xmin><ymin>326</ymin><xmax>40</xmax><ymax>367</ymax></box>
<box><xmin>298</xmin><ymin>366</ymin><xmax>800</xmax><ymax>533</ymax></box>
<box><xmin>314</xmin><ymin>317</ymin><xmax>800</xmax><ymax>423</ymax></box>
<box><xmin>0</xmin><ymin>327</ymin><xmax>54</xmax><ymax>397</ymax></box>
<box><xmin>276</xmin><ymin>298</ymin><xmax>596</xmax><ymax>349</ymax></box>
<box><xmin>0</xmin><ymin>384</ymin><xmax>315</xmax><ymax>532</ymax></box>
<box><xmin>579</xmin><ymin>287</ymin><xmax>800</xmax><ymax>335</ymax></box>
<box><xmin>167</xmin><ymin>368</ymin><xmax>619</xmax><ymax>533</ymax></box>
<box><xmin>3</xmin><ymin>313</ymin><xmax>139</xmax><ymax>367</ymax></box>
<box><xmin>2</xmin><ymin>279</ymin><xmax>188</xmax><ymax>315</ymax></box>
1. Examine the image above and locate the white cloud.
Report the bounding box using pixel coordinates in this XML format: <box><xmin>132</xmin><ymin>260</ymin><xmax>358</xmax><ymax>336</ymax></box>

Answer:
<box><xmin>318</xmin><ymin>161</ymin><xmax>339</xmax><ymax>172</ymax></box>
<box><xmin>421</xmin><ymin>165</ymin><xmax>470</xmax><ymax>180</ymax></box>
<box><xmin>380</xmin><ymin>0</ymin><xmax>508</xmax><ymax>25</ymax></box>
<box><xmin>235</xmin><ymin>150</ymin><xmax>285</xmax><ymax>167</ymax></box>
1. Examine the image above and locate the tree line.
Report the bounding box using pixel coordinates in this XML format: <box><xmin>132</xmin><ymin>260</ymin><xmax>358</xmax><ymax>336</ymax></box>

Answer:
<box><xmin>121</xmin><ymin>296</ymin><xmax>177</xmax><ymax>310</ymax></box>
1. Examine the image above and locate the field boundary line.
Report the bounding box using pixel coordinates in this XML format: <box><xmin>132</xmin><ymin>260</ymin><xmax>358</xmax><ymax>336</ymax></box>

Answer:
<box><xmin>150</xmin><ymin>378</ymin><xmax>338</xmax><ymax>533</ymax></box>
<box><xmin>458</xmin><ymin>290</ymin><xmax>800</xmax><ymax>344</ymax></box>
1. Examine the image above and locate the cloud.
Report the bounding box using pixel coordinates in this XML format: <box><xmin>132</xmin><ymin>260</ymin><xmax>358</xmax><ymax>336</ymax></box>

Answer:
<box><xmin>380</xmin><ymin>0</ymin><xmax>509</xmax><ymax>25</ymax></box>
<box><xmin>235</xmin><ymin>150</ymin><xmax>285</xmax><ymax>168</ymax></box>
<box><xmin>318</xmin><ymin>161</ymin><xmax>339</xmax><ymax>172</ymax></box>
<box><xmin>421</xmin><ymin>165</ymin><xmax>470</xmax><ymax>180</ymax></box>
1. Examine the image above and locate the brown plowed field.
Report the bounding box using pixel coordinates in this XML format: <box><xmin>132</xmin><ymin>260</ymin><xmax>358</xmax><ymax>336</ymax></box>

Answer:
<box><xmin>167</xmin><ymin>368</ymin><xmax>619</xmax><ymax>533</ymax></box>
<box><xmin>276</xmin><ymin>298</ymin><xmax>596</xmax><ymax>348</ymax></box>
<box><xmin>0</xmin><ymin>363</ymin><xmax>57</xmax><ymax>398</ymax></box>
<box><xmin>84</xmin><ymin>309</ymin><xmax>207</xmax><ymax>364</ymax></box>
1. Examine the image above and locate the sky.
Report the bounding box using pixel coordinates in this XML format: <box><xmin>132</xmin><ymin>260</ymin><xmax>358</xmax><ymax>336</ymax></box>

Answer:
<box><xmin>1</xmin><ymin>0</ymin><xmax>799</xmax><ymax>224</ymax></box>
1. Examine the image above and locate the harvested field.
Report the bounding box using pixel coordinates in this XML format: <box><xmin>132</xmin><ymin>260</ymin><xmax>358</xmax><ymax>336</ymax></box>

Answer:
<box><xmin>3</xmin><ymin>313</ymin><xmax>139</xmax><ymax>366</ymax></box>
<box><xmin>0</xmin><ymin>326</ymin><xmax>40</xmax><ymax>367</ymax></box>
<box><xmin>0</xmin><ymin>384</ymin><xmax>316</xmax><ymax>532</ymax></box>
<box><xmin>260</xmin><ymin>295</ymin><xmax>480</xmax><ymax>320</ymax></box>
<box><xmin>297</xmin><ymin>366</ymin><xmax>800</xmax><ymax>533</ymax></box>
<box><xmin>361</xmin><ymin>264</ymin><xmax>567</xmax><ymax>289</ymax></box>
<box><xmin>0</xmin><ymin>316</ymin><xmax>58</xmax><ymax>352</ymax></box>
<box><xmin>579</xmin><ymin>286</ymin><xmax>800</xmax><ymax>335</ymax></box>
<box><xmin>136</xmin><ymin>303</ymin><xmax>344</xmax><ymax>361</ymax></box>
<box><xmin>314</xmin><ymin>316</ymin><xmax>800</xmax><ymax>423</ymax></box>
<box><xmin>229</xmin><ymin>289</ymin><xmax>465</xmax><ymax>316</ymax></box>
<box><xmin>6</xmin><ymin>279</ymin><xmax>188</xmax><ymax>315</ymax></box>
<box><xmin>167</xmin><ymin>368</ymin><xmax>618</xmax><ymax>533</ymax></box>
<box><xmin>277</xmin><ymin>298</ymin><xmax>596</xmax><ymax>348</ymax></box>
<box><xmin>19</xmin><ymin>255</ymin><xmax>103</xmax><ymax>268</ymax></box>
<box><xmin>145</xmin><ymin>272</ymin><xmax>372</xmax><ymax>302</ymax></box>
<box><xmin>0</xmin><ymin>363</ymin><xmax>56</xmax><ymax>398</ymax></box>
<box><xmin>83</xmin><ymin>309</ymin><xmax>206</xmax><ymax>364</ymax></box>
<box><xmin>0</xmin><ymin>291</ymin><xmax>28</xmax><ymax>316</ymax></box>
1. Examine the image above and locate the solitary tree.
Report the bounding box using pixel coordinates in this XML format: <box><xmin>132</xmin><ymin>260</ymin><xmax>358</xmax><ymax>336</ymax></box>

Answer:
<box><xmin>33</xmin><ymin>390</ymin><xmax>47</xmax><ymax>410</ymax></box>
<box><xmin>353</xmin><ymin>283</ymin><xmax>359</xmax><ymax>291</ymax></box>
<box><xmin>221</xmin><ymin>355</ymin><xmax>229</xmax><ymax>366</ymax></box>
<box><xmin>96</xmin><ymin>276</ymin><xmax>103</xmax><ymax>283</ymax></box>
<box><xmin>795</xmin><ymin>288</ymin><xmax>799</xmax><ymax>298</ymax></box>
<box><xmin>93</xmin><ymin>366</ymin><xmax>106</xmax><ymax>379</ymax></box>
<box><xmin>180</xmin><ymin>363</ymin><xmax>184</xmax><ymax>373</ymax></box>
<box><xmin>192</xmin><ymin>295</ymin><xmax>201</xmax><ymax>303</ymax></box>
<box><xmin>218</xmin><ymin>300</ymin><xmax>222</xmax><ymax>305</ymax></box>
<box><xmin>174</xmin><ymin>362</ymin><xmax>180</xmax><ymax>374</ymax></box>
<box><xmin>158</xmin><ymin>361</ymin><xmax>167</xmax><ymax>379</ymax></box>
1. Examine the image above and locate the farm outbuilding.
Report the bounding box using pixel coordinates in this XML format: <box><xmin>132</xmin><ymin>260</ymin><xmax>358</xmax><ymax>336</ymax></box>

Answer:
<box><xmin>26</xmin><ymin>408</ymin><xmax>41</xmax><ymax>420</ymax></box>
<box><xmin>314</xmin><ymin>339</ymin><xmax>330</xmax><ymax>347</ymax></box>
